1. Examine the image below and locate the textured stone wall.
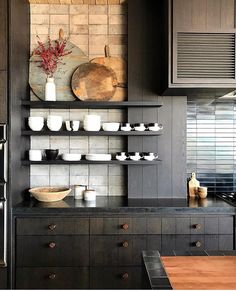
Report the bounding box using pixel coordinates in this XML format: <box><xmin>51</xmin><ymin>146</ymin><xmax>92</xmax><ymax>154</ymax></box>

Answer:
<box><xmin>30</xmin><ymin>2</ymin><xmax>127</xmax><ymax>197</ymax></box>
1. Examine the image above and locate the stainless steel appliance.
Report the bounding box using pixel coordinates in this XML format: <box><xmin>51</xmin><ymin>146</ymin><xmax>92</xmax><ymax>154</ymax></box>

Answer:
<box><xmin>0</xmin><ymin>125</ymin><xmax>7</xmax><ymax>267</ymax></box>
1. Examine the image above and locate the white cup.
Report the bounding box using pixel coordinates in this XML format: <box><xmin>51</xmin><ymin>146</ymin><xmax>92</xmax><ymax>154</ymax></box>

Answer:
<box><xmin>83</xmin><ymin>115</ymin><xmax>101</xmax><ymax>132</ymax></box>
<box><xmin>74</xmin><ymin>185</ymin><xmax>87</xmax><ymax>200</ymax></box>
<box><xmin>65</xmin><ymin>121</ymin><xmax>80</xmax><ymax>132</ymax></box>
<box><xmin>84</xmin><ymin>189</ymin><xmax>96</xmax><ymax>201</ymax></box>
<box><xmin>28</xmin><ymin>117</ymin><xmax>44</xmax><ymax>131</ymax></box>
<box><xmin>29</xmin><ymin>150</ymin><xmax>42</xmax><ymax>161</ymax></box>
<box><xmin>47</xmin><ymin>115</ymin><xmax>63</xmax><ymax>131</ymax></box>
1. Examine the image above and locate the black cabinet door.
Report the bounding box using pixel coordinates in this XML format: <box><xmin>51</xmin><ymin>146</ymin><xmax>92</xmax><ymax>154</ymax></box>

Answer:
<box><xmin>16</xmin><ymin>236</ymin><xmax>89</xmax><ymax>267</ymax></box>
<box><xmin>90</xmin><ymin>235</ymin><xmax>146</xmax><ymax>266</ymax></box>
<box><xmin>90</xmin><ymin>267</ymin><xmax>143</xmax><ymax>290</ymax></box>
<box><xmin>16</xmin><ymin>267</ymin><xmax>89</xmax><ymax>290</ymax></box>
<box><xmin>0</xmin><ymin>268</ymin><xmax>7</xmax><ymax>289</ymax></box>
<box><xmin>0</xmin><ymin>0</ymin><xmax>7</xmax><ymax>71</ymax></box>
<box><xmin>0</xmin><ymin>71</ymin><xmax>7</xmax><ymax>123</ymax></box>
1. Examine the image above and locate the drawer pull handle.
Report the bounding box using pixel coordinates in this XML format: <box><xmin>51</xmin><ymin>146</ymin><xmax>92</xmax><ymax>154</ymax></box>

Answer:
<box><xmin>122</xmin><ymin>241</ymin><xmax>129</xmax><ymax>248</ymax></box>
<box><xmin>49</xmin><ymin>242</ymin><xmax>56</xmax><ymax>249</ymax></box>
<box><xmin>122</xmin><ymin>224</ymin><xmax>129</xmax><ymax>230</ymax></box>
<box><xmin>48</xmin><ymin>274</ymin><xmax>56</xmax><ymax>280</ymax></box>
<box><xmin>195</xmin><ymin>241</ymin><xmax>202</xmax><ymax>248</ymax></box>
<box><xmin>194</xmin><ymin>224</ymin><xmax>202</xmax><ymax>230</ymax></box>
<box><xmin>48</xmin><ymin>224</ymin><xmax>57</xmax><ymax>231</ymax></box>
<box><xmin>122</xmin><ymin>273</ymin><xmax>129</xmax><ymax>280</ymax></box>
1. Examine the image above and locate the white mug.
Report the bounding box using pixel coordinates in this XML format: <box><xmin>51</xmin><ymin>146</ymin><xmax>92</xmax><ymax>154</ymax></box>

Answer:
<box><xmin>84</xmin><ymin>189</ymin><xmax>96</xmax><ymax>201</ymax></box>
<box><xmin>29</xmin><ymin>150</ymin><xmax>42</xmax><ymax>161</ymax></box>
<box><xmin>65</xmin><ymin>121</ymin><xmax>80</xmax><ymax>132</ymax></box>
<box><xmin>47</xmin><ymin>115</ymin><xmax>63</xmax><ymax>131</ymax></box>
<box><xmin>74</xmin><ymin>185</ymin><xmax>86</xmax><ymax>200</ymax></box>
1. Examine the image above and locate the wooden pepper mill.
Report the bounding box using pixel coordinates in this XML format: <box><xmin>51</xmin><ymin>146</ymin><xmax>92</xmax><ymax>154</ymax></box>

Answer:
<box><xmin>188</xmin><ymin>172</ymin><xmax>200</xmax><ymax>198</ymax></box>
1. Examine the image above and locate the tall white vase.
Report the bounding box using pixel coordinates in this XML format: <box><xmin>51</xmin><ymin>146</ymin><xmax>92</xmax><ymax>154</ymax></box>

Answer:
<box><xmin>45</xmin><ymin>77</ymin><xmax>56</xmax><ymax>101</ymax></box>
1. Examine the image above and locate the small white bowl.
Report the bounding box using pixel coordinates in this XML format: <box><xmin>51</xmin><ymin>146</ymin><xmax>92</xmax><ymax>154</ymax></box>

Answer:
<box><xmin>62</xmin><ymin>154</ymin><xmax>82</xmax><ymax>161</ymax></box>
<box><xmin>102</xmin><ymin>123</ymin><xmax>120</xmax><ymax>132</ymax></box>
<box><xmin>85</xmin><ymin>154</ymin><xmax>112</xmax><ymax>161</ymax></box>
<box><xmin>28</xmin><ymin>117</ymin><xmax>44</xmax><ymax>131</ymax></box>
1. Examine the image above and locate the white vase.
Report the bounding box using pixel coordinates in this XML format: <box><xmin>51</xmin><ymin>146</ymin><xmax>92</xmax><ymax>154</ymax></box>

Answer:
<box><xmin>45</xmin><ymin>77</ymin><xmax>56</xmax><ymax>101</ymax></box>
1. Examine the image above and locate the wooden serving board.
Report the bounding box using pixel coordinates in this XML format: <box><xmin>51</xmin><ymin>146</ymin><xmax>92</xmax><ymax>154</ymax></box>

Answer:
<box><xmin>162</xmin><ymin>256</ymin><xmax>236</xmax><ymax>290</ymax></box>
<box><xmin>71</xmin><ymin>62</ymin><xmax>118</xmax><ymax>101</ymax></box>
<box><xmin>90</xmin><ymin>45</ymin><xmax>127</xmax><ymax>101</ymax></box>
<box><xmin>29</xmin><ymin>31</ymin><xmax>88</xmax><ymax>101</ymax></box>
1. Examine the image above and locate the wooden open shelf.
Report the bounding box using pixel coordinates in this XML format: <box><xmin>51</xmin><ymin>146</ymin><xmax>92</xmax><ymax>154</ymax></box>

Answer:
<box><xmin>22</xmin><ymin>159</ymin><xmax>161</xmax><ymax>166</ymax></box>
<box><xmin>22</xmin><ymin>130</ymin><xmax>163</xmax><ymax>136</ymax></box>
<box><xmin>21</xmin><ymin>100</ymin><xmax>163</xmax><ymax>109</ymax></box>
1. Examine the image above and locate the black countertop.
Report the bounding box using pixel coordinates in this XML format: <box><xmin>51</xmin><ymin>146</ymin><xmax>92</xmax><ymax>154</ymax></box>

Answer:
<box><xmin>12</xmin><ymin>196</ymin><xmax>235</xmax><ymax>215</ymax></box>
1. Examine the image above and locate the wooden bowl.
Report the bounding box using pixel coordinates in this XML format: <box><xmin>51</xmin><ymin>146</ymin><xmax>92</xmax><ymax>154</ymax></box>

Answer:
<box><xmin>29</xmin><ymin>187</ymin><xmax>71</xmax><ymax>203</ymax></box>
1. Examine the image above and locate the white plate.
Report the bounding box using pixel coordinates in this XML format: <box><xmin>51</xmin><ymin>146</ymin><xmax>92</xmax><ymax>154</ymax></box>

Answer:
<box><xmin>62</xmin><ymin>154</ymin><xmax>82</xmax><ymax>161</ymax></box>
<box><xmin>85</xmin><ymin>154</ymin><xmax>112</xmax><ymax>161</ymax></box>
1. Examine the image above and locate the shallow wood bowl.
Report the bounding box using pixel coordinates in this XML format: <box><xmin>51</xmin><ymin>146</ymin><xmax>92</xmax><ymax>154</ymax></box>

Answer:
<box><xmin>29</xmin><ymin>187</ymin><xmax>71</xmax><ymax>203</ymax></box>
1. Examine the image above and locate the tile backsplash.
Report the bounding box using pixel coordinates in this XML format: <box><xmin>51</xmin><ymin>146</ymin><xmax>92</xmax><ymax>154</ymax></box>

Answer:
<box><xmin>187</xmin><ymin>97</ymin><xmax>236</xmax><ymax>195</ymax></box>
<box><xmin>29</xmin><ymin>3</ymin><xmax>127</xmax><ymax>196</ymax></box>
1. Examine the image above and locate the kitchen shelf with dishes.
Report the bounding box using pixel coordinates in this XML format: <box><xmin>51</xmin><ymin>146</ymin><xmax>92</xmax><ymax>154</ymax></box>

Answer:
<box><xmin>24</xmin><ymin>100</ymin><xmax>163</xmax><ymax>166</ymax></box>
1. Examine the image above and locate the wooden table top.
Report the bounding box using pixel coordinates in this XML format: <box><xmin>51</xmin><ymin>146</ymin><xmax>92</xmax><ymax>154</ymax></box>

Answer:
<box><xmin>162</xmin><ymin>256</ymin><xmax>236</xmax><ymax>290</ymax></box>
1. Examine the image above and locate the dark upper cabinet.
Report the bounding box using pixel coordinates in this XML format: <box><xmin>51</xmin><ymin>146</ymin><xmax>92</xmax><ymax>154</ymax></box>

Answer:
<box><xmin>128</xmin><ymin>0</ymin><xmax>236</xmax><ymax>96</ymax></box>
<box><xmin>167</xmin><ymin>0</ymin><xmax>236</xmax><ymax>95</ymax></box>
<box><xmin>0</xmin><ymin>0</ymin><xmax>7</xmax><ymax>71</ymax></box>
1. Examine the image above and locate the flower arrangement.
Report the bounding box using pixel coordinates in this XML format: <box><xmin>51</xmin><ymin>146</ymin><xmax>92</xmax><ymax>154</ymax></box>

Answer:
<box><xmin>33</xmin><ymin>35</ymin><xmax>72</xmax><ymax>77</ymax></box>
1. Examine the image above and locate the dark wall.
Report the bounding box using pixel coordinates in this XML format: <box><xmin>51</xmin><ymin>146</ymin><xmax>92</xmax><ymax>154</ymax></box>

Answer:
<box><xmin>187</xmin><ymin>97</ymin><xmax>236</xmax><ymax>195</ymax></box>
<box><xmin>128</xmin><ymin>0</ymin><xmax>187</xmax><ymax>198</ymax></box>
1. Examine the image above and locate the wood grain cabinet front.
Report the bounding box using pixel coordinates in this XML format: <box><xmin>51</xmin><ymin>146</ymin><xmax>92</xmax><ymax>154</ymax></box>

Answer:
<box><xmin>0</xmin><ymin>0</ymin><xmax>7</xmax><ymax>71</ymax></box>
<box><xmin>16</xmin><ymin>267</ymin><xmax>89</xmax><ymax>290</ymax></box>
<box><xmin>0</xmin><ymin>268</ymin><xmax>7</xmax><ymax>290</ymax></box>
<box><xmin>16</xmin><ymin>236</ymin><xmax>89</xmax><ymax>267</ymax></box>
<box><xmin>90</xmin><ymin>218</ymin><xmax>147</xmax><ymax>235</ymax></box>
<box><xmin>90</xmin><ymin>235</ymin><xmax>146</xmax><ymax>266</ymax></box>
<box><xmin>16</xmin><ymin>218</ymin><xmax>89</xmax><ymax>235</ymax></box>
<box><xmin>90</xmin><ymin>267</ymin><xmax>143</xmax><ymax>290</ymax></box>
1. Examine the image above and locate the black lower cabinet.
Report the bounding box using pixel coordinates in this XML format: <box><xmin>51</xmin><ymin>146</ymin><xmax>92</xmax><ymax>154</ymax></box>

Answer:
<box><xmin>90</xmin><ymin>267</ymin><xmax>143</xmax><ymax>290</ymax></box>
<box><xmin>0</xmin><ymin>268</ymin><xmax>7</xmax><ymax>289</ymax></box>
<box><xmin>16</xmin><ymin>267</ymin><xmax>89</xmax><ymax>290</ymax></box>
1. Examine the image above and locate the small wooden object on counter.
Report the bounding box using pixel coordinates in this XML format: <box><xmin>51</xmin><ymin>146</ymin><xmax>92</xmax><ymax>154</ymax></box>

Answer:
<box><xmin>188</xmin><ymin>172</ymin><xmax>200</xmax><ymax>198</ymax></box>
<box><xmin>198</xmin><ymin>186</ymin><xmax>208</xmax><ymax>199</ymax></box>
<box><xmin>90</xmin><ymin>45</ymin><xmax>127</xmax><ymax>101</ymax></box>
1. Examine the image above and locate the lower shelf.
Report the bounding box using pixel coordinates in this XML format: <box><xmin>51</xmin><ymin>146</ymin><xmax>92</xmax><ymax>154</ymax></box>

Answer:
<box><xmin>22</xmin><ymin>160</ymin><xmax>161</xmax><ymax>166</ymax></box>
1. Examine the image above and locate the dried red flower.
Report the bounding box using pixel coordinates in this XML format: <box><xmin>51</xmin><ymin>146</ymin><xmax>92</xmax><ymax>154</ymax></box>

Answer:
<box><xmin>33</xmin><ymin>35</ymin><xmax>72</xmax><ymax>77</ymax></box>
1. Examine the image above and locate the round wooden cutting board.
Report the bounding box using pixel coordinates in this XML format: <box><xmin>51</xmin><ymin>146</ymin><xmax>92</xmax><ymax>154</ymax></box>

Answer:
<box><xmin>71</xmin><ymin>62</ymin><xmax>118</xmax><ymax>101</ymax></box>
<box><xmin>29</xmin><ymin>30</ymin><xmax>88</xmax><ymax>101</ymax></box>
<box><xmin>90</xmin><ymin>45</ymin><xmax>127</xmax><ymax>101</ymax></box>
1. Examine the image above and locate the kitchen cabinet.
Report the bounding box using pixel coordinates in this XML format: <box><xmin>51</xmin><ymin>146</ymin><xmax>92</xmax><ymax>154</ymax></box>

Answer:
<box><xmin>129</xmin><ymin>0</ymin><xmax>236</xmax><ymax>96</ymax></box>
<box><xmin>0</xmin><ymin>71</ymin><xmax>7</xmax><ymax>123</ymax></box>
<box><xmin>14</xmin><ymin>214</ymin><xmax>235</xmax><ymax>289</ymax></box>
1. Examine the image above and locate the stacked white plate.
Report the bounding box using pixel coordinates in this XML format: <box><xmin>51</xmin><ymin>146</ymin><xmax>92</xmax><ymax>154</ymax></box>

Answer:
<box><xmin>85</xmin><ymin>154</ymin><xmax>112</xmax><ymax>161</ymax></box>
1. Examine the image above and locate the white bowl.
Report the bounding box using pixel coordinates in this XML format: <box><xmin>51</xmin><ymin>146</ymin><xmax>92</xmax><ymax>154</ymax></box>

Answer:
<box><xmin>116</xmin><ymin>155</ymin><xmax>127</xmax><ymax>161</ymax></box>
<box><xmin>62</xmin><ymin>154</ymin><xmax>82</xmax><ymax>161</ymax></box>
<box><xmin>47</xmin><ymin>115</ymin><xmax>63</xmax><ymax>131</ymax></box>
<box><xmin>85</xmin><ymin>154</ymin><xmax>112</xmax><ymax>161</ymax></box>
<box><xmin>83</xmin><ymin>124</ymin><xmax>101</xmax><ymax>132</ymax></box>
<box><xmin>134</xmin><ymin>126</ymin><xmax>146</xmax><ymax>132</ymax></box>
<box><xmin>28</xmin><ymin>117</ymin><xmax>44</xmax><ymax>131</ymax></box>
<box><xmin>120</xmin><ymin>126</ymin><xmax>132</xmax><ymax>132</ymax></box>
<box><xmin>143</xmin><ymin>155</ymin><xmax>158</xmax><ymax>161</ymax></box>
<box><xmin>102</xmin><ymin>123</ymin><xmax>120</xmax><ymax>132</ymax></box>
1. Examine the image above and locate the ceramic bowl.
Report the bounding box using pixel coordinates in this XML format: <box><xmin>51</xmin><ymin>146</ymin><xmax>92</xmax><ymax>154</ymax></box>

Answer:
<box><xmin>85</xmin><ymin>154</ymin><xmax>112</xmax><ymax>161</ymax></box>
<box><xmin>102</xmin><ymin>123</ymin><xmax>120</xmax><ymax>132</ymax></box>
<box><xmin>62</xmin><ymin>154</ymin><xmax>82</xmax><ymax>161</ymax></box>
<box><xmin>28</xmin><ymin>117</ymin><xmax>44</xmax><ymax>131</ymax></box>
<box><xmin>29</xmin><ymin>187</ymin><xmax>71</xmax><ymax>203</ymax></box>
<box><xmin>47</xmin><ymin>115</ymin><xmax>63</xmax><ymax>131</ymax></box>
<box><xmin>45</xmin><ymin>149</ymin><xmax>59</xmax><ymax>160</ymax></box>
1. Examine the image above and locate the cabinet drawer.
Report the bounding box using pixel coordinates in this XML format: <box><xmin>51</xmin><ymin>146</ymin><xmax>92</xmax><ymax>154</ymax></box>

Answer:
<box><xmin>17</xmin><ymin>218</ymin><xmax>89</xmax><ymax>235</ymax></box>
<box><xmin>0</xmin><ymin>268</ymin><xmax>7</xmax><ymax>290</ymax></box>
<box><xmin>90</xmin><ymin>218</ymin><xmax>146</xmax><ymax>235</ymax></box>
<box><xmin>90</xmin><ymin>267</ymin><xmax>143</xmax><ymax>290</ymax></box>
<box><xmin>90</xmin><ymin>235</ymin><xmax>146</xmax><ymax>266</ymax></box>
<box><xmin>16</xmin><ymin>267</ymin><xmax>89</xmax><ymax>289</ymax></box>
<box><xmin>16</xmin><ymin>236</ymin><xmax>89</xmax><ymax>267</ymax></box>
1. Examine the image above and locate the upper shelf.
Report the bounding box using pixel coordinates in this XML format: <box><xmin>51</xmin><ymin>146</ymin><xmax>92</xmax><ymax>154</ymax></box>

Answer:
<box><xmin>21</xmin><ymin>101</ymin><xmax>163</xmax><ymax>109</ymax></box>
